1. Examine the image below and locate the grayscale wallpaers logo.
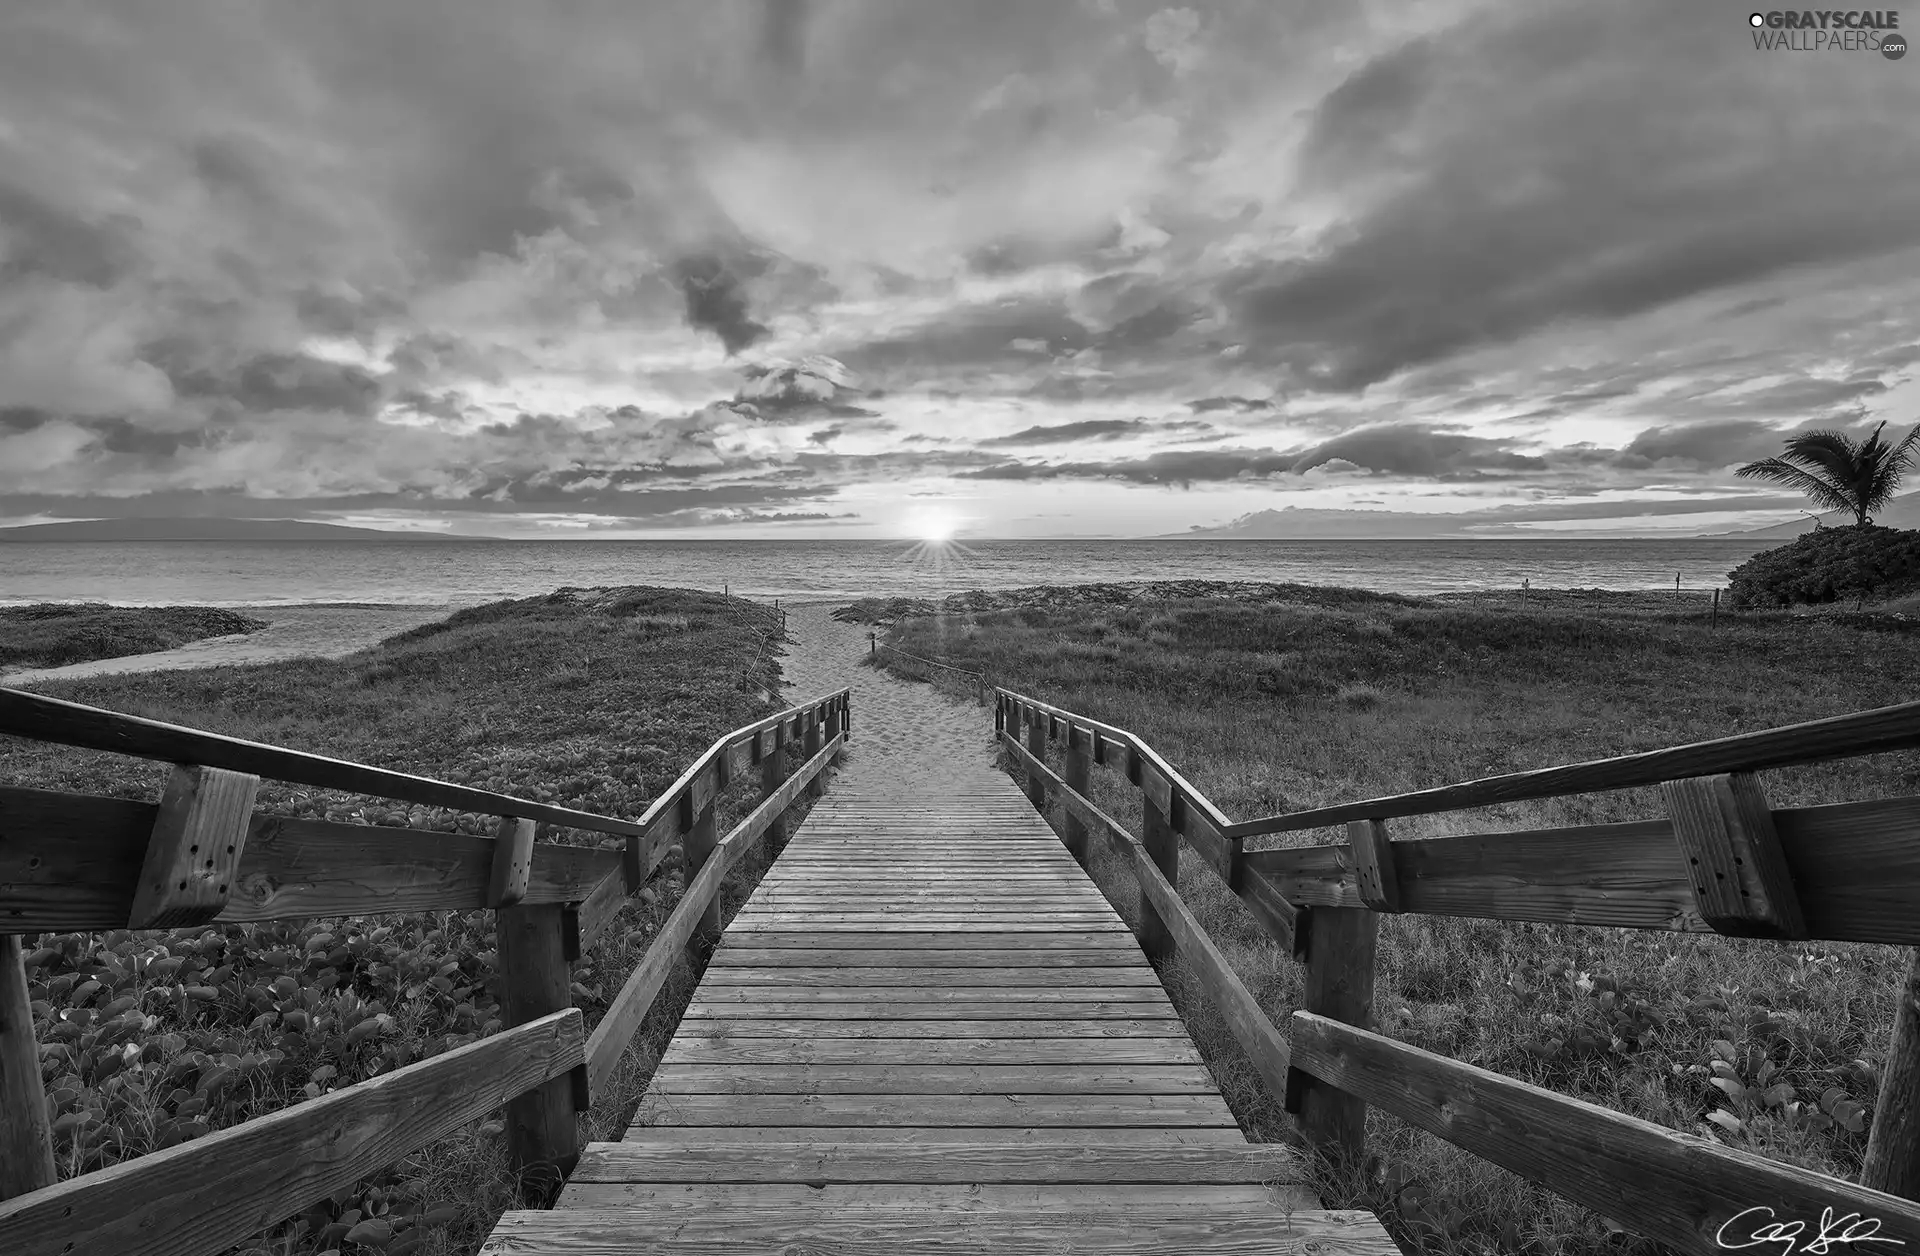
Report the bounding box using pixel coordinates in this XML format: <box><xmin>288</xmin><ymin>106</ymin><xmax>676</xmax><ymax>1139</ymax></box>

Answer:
<box><xmin>1747</xmin><ymin>10</ymin><xmax>1905</xmax><ymax>56</ymax></box>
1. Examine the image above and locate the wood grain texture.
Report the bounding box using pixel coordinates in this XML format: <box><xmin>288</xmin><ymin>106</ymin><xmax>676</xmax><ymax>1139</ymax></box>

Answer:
<box><xmin>0</xmin><ymin>788</ymin><xmax>624</xmax><ymax>931</ymax></box>
<box><xmin>1290</xmin><ymin>1011</ymin><xmax>1920</xmax><ymax>1254</ymax></box>
<box><xmin>1245</xmin><ymin>795</ymin><xmax>1920</xmax><ymax>943</ymax></box>
<box><xmin>1228</xmin><ymin>698</ymin><xmax>1920</xmax><ymax>838</ymax></box>
<box><xmin>482</xmin><ymin>1206</ymin><xmax>1396</xmax><ymax>1254</ymax></box>
<box><xmin>569</xmin><ymin>1140</ymin><xmax>1305</xmax><ymax>1184</ymax></box>
<box><xmin>1347</xmin><ymin>819</ymin><xmax>1400</xmax><ymax>913</ymax></box>
<box><xmin>128</xmin><ymin>765</ymin><xmax>259</xmax><ymax>928</ymax></box>
<box><xmin>496</xmin><ymin>903</ymin><xmax>581</xmax><ymax>1191</ymax></box>
<box><xmin>0</xmin><ymin>934</ymin><xmax>54</xmax><ymax>1201</ymax></box>
<box><xmin>0</xmin><ymin>1009</ymin><xmax>582</xmax><ymax>1256</ymax></box>
<box><xmin>489</xmin><ymin>816</ymin><xmax>538</xmax><ymax>908</ymax></box>
<box><xmin>1063</xmin><ymin>724</ymin><xmax>1092</xmax><ymax>867</ymax></box>
<box><xmin>1863</xmin><ymin>948</ymin><xmax>1920</xmax><ymax>1200</ymax></box>
<box><xmin>1661</xmin><ymin>773</ymin><xmax>1807</xmax><ymax>939</ymax></box>
<box><xmin>1290</xmin><ymin>908</ymin><xmax>1376</xmax><ymax>1173</ymax></box>
<box><xmin>631</xmin><ymin>1092</ymin><xmax>1236</xmax><ymax>1127</ymax></box>
<box><xmin>0</xmin><ymin>687</ymin><xmax>648</xmax><ymax>837</ymax></box>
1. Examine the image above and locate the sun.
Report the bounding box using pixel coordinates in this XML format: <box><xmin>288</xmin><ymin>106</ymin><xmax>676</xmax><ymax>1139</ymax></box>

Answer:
<box><xmin>904</xmin><ymin>508</ymin><xmax>961</xmax><ymax>544</ymax></box>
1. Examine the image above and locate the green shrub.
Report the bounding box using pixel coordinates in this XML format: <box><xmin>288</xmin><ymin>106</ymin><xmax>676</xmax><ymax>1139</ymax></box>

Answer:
<box><xmin>0</xmin><ymin>604</ymin><xmax>268</xmax><ymax>670</ymax></box>
<box><xmin>1727</xmin><ymin>526</ymin><xmax>1920</xmax><ymax>609</ymax></box>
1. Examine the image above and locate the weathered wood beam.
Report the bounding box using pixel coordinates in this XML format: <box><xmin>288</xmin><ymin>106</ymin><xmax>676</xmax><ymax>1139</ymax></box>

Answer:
<box><xmin>1864</xmin><ymin>948</ymin><xmax>1920</xmax><ymax>1202</ymax></box>
<box><xmin>1348</xmin><ymin>818</ymin><xmax>1401</xmax><ymax>913</ymax></box>
<box><xmin>1661</xmin><ymin>773</ymin><xmax>1807</xmax><ymax>939</ymax></box>
<box><xmin>488</xmin><ymin>816</ymin><xmax>537</xmax><ymax>909</ymax></box>
<box><xmin>128</xmin><ymin>765</ymin><xmax>258</xmax><ymax>929</ymax></box>
<box><xmin>0</xmin><ymin>934</ymin><xmax>54</xmax><ymax>1202</ymax></box>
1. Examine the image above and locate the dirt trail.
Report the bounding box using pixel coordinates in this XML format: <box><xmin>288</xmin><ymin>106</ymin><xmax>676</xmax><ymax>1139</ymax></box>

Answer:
<box><xmin>776</xmin><ymin>602</ymin><xmax>1003</xmax><ymax>795</ymax></box>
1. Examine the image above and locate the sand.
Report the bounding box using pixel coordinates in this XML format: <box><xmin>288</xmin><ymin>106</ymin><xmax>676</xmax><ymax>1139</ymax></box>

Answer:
<box><xmin>0</xmin><ymin>604</ymin><xmax>457</xmax><ymax>686</ymax></box>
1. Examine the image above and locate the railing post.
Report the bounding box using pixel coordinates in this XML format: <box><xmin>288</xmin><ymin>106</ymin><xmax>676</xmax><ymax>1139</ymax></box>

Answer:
<box><xmin>1287</xmin><ymin>903</ymin><xmax>1378</xmax><ymax>1180</ymax></box>
<box><xmin>1138</xmin><ymin>773</ymin><xmax>1177</xmax><ymax>964</ymax></box>
<box><xmin>682</xmin><ymin>788</ymin><xmax>722</xmax><ymax>940</ymax></box>
<box><xmin>1062</xmin><ymin>723</ymin><xmax>1091</xmax><ymax>868</ymax></box>
<box><xmin>1</xmin><ymin>933</ymin><xmax>55</xmax><ymax>1202</ymax></box>
<box><xmin>1023</xmin><ymin>705</ymin><xmax>1047</xmax><ymax>812</ymax></box>
<box><xmin>760</xmin><ymin>722</ymin><xmax>790</xmax><ymax>850</ymax></box>
<box><xmin>1865</xmin><ymin>948</ymin><xmax>1920</xmax><ymax>1199</ymax></box>
<box><xmin>803</xmin><ymin>711</ymin><xmax>823</xmax><ymax>797</ymax></box>
<box><xmin>494</xmin><ymin>901</ymin><xmax>579</xmax><ymax>1200</ymax></box>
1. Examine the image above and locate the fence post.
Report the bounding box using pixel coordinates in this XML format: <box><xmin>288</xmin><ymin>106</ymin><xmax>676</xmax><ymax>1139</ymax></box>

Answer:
<box><xmin>682</xmin><ymin>777</ymin><xmax>722</xmax><ymax>940</ymax></box>
<box><xmin>1138</xmin><ymin>771</ymin><xmax>1177</xmax><ymax>964</ymax></box>
<box><xmin>1287</xmin><ymin>905</ymin><xmax>1378</xmax><ymax>1179</ymax></box>
<box><xmin>1</xmin><ymin>933</ymin><xmax>55</xmax><ymax>1202</ymax></box>
<box><xmin>1023</xmin><ymin>705</ymin><xmax>1047</xmax><ymax>812</ymax></box>
<box><xmin>804</xmin><ymin>710</ymin><xmax>823</xmax><ymax>797</ymax></box>
<box><xmin>495</xmin><ymin>902</ymin><xmax>579</xmax><ymax>1199</ymax></box>
<box><xmin>1062</xmin><ymin>724</ymin><xmax>1091</xmax><ymax>868</ymax></box>
<box><xmin>761</xmin><ymin>722</ymin><xmax>790</xmax><ymax>850</ymax></box>
<box><xmin>1864</xmin><ymin>949</ymin><xmax>1920</xmax><ymax>1199</ymax></box>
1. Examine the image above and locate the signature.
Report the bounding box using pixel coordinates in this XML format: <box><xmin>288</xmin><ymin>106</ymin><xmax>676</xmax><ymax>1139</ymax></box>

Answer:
<box><xmin>1717</xmin><ymin>1207</ymin><xmax>1907</xmax><ymax>1255</ymax></box>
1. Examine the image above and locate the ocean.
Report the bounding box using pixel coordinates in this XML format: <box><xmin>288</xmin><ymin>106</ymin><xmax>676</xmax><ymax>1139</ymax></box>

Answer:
<box><xmin>0</xmin><ymin>538</ymin><xmax>1775</xmax><ymax>608</ymax></box>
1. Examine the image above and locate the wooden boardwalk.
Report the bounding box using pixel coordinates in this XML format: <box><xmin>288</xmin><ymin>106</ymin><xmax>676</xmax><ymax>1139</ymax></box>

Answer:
<box><xmin>483</xmin><ymin>771</ymin><xmax>1396</xmax><ymax>1253</ymax></box>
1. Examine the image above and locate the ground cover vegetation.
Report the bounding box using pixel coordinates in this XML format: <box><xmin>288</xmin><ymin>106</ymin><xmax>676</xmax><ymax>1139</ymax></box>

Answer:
<box><xmin>1</xmin><ymin>586</ymin><xmax>806</xmax><ymax>1256</ymax></box>
<box><xmin>0</xmin><ymin>603</ymin><xmax>269</xmax><ymax>671</ymax></box>
<box><xmin>858</xmin><ymin>581</ymin><xmax>1920</xmax><ymax>1256</ymax></box>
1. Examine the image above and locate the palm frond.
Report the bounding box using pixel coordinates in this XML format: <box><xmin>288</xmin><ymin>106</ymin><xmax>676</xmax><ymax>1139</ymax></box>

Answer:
<box><xmin>1774</xmin><ymin>430</ymin><xmax>1867</xmax><ymax>484</ymax></box>
<box><xmin>1733</xmin><ymin>458</ymin><xmax>1860</xmax><ymax>516</ymax></box>
<box><xmin>1864</xmin><ymin>422</ymin><xmax>1920</xmax><ymax>513</ymax></box>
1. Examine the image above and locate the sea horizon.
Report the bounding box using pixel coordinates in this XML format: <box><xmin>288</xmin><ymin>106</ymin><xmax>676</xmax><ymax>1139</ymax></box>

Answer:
<box><xmin>0</xmin><ymin>536</ymin><xmax>1774</xmax><ymax>609</ymax></box>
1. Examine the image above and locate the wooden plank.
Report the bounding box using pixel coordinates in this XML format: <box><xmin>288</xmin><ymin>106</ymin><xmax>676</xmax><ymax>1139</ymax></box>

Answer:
<box><xmin>684</xmin><ymin>799</ymin><xmax>721</xmax><ymax>939</ymax></box>
<box><xmin>483</xmin><ymin>1206</ymin><xmax>1396</xmax><ymax>1254</ymax></box>
<box><xmin>646</xmin><ymin>1064</ymin><xmax>1220</xmax><ymax>1094</ymax></box>
<box><xmin>1183</xmin><ymin>805</ymin><xmax>1235</xmax><ymax>887</ymax></box>
<box><xmin>488</xmin><ymin>815</ymin><xmax>537</xmax><ymax>908</ymax></box>
<box><xmin>1228</xmin><ymin>697</ymin><xmax>1920</xmax><ymax>838</ymax></box>
<box><xmin>1661</xmin><ymin>773</ymin><xmax>1807</xmax><ymax>939</ymax></box>
<box><xmin>1239</xmin><ymin>867</ymin><xmax>1304</xmax><ymax>958</ymax></box>
<box><xmin>714</xmin><ymin>931</ymin><xmax>1136</xmax><ymax>950</ymax></box>
<box><xmin>554</xmin><ymin>1183</ymin><xmax>1308</xmax><ymax>1212</ymax></box>
<box><xmin>691</xmin><ymin>987</ymin><xmax>1171</xmax><ymax>1005</ymax></box>
<box><xmin>0</xmin><ymin>688</ymin><xmax>649</xmax><ymax>838</ymax></box>
<box><xmin>683</xmin><ymin>1000</ymin><xmax>1179</xmax><ymax>1019</ymax></box>
<box><xmin>1864</xmin><ymin>948</ymin><xmax>1920</xmax><ymax>1199</ymax></box>
<box><xmin>1243</xmin><ymin>797</ymin><xmax>1920</xmax><ymax>944</ymax></box>
<box><xmin>0</xmin><ymin>788</ymin><xmax>623</xmax><ymax>931</ymax></box>
<box><xmin>702</xmin><ymin>967</ymin><xmax>1163</xmax><ymax>986</ymax></box>
<box><xmin>616</xmin><ymin>1126</ymin><xmax>1251</xmax><ymax>1146</ymax></box>
<box><xmin>128</xmin><ymin>765</ymin><xmax>259</xmax><ymax>928</ymax></box>
<box><xmin>1140</xmin><ymin>759</ymin><xmax>1173</xmax><ymax>820</ymax></box>
<box><xmin>672</xmin><ymin>1018</ymin><xmax>1192</xmax><ymax>1039</ymax></box>
<box><xmin>1347</xmin><ymin>818</ymin><xmax>1400</xmax><ymax>913</ymax></box>
<box><xmin>496</xmin><ymin>903</ymin><xmax>581</xmax><ymax>1191</ymax></box>
<box><xmin>997</xmin><ymin>689</ymin><xmax>1234</xmax><ymax>831</ymax></box>
<box><xmin>568</xmin><ymin>1140</ymin><xmax>1305</xmax><ymax>1184</ymax></box>
<box><xmin>631</xmin><ymin>1092</ymin><xmax>1238</xmax><ymax>1127</ymax></box>
<box><xmin>0</xmin><ymin>1009</ymin><xmax>583</xmax><ymax>1256</ymax></box>
<box><xmin>1062</xmin><ymin>724</ymin><xmax>1092</xmax><ymax>866</ymax></box>
<box><xmin>1290</xmin><ymin>1011</ymin><xmax>1920</xmax><ymax>1255</ymax></box>
<box><xmin>658</xmin><ymin>1039</ymin><xmax>1206</xmax><ymax>1067</ymax></box>
<box><xmin>570</xmin><ymin>868</ymin><xmax>626</xmax><ymax>958</ymax></box>
<box><xmin>0</xmin><ymin>934</ymin><xmax>54</xmax><ymax>1201</ymax></box>
<box><xmin>710</xmin><ymin>949</ymin><xmax>1141</xmax><ymax>968</ymax></box>
<box><xmin>1024</xmin><ymin>708</ymin><xmax>1048</xmax><ymax>811</ymax></box>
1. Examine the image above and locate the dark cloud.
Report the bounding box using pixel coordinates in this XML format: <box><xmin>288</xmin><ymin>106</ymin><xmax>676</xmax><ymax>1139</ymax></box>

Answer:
<box><xmin>1187</xmin><ymin>395</ymin><xmax>1272</xmax><ymax>413</ymax></box>
<box><xmin>1289</xmin><ymin>425</ymin><xmax>1545</xmax><ymax>476</ymax></box>
<box><xmin>1223</xmin><ymin>0</ymin><xmax>1920</xmax><ymax>390</ymax></box>
<box><xmin>675</xmin><ymin>254</ymin><xmax>770</xmax><ymax>356</ymax></box>
<box><xmin>761</xmin><ymin>0</ymin><xmax>810</xmax><ymax>71</ymax></box>
<box><xmin>0</xmin><ymin>182</ymin><xmax>139</xmax><ymax>288</ymax></box>
<box><xmin>982</xmin><ymin>418</ymin><xmax>1150</xmax><ymax>446</ymax></box>
<box><xmin>964</xmin><ymin>447</ymin><xmax>1300</xmax><ymax>487</ymax></box>
<box><xmin>232</xmin><ymin>353</ymin><xmax>383</xmax><ymax>416</ymax></box>
<box><xmin>840</xmin><ymin>299</ymin><xmax>1091</xmax><ymax>382</ymax></box>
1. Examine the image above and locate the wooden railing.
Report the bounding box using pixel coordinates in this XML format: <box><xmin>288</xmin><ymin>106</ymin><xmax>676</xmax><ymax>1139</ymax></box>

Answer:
<box><xmin>0</xmin><ymin>684</ymin><xmax>850</xmax><ymax>1256</ymax></box>
<box><xmin>995</xmin><ymin>686</ymin><xmax>1920</xmax><ymax>1255</ymax></box>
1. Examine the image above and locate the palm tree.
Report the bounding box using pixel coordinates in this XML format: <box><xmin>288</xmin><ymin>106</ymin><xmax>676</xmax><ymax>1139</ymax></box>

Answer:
<box><xmin>1734</xmin><ymin>420</ymin><xmax>1920</xmax><ymax>528</ymax></box>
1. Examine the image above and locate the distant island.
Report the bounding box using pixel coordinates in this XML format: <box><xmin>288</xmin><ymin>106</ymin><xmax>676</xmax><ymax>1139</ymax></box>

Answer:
<box><xmin>0</xmin><ymin>518</ymin><xmax>503</xmax><ymax>542</ymax></box>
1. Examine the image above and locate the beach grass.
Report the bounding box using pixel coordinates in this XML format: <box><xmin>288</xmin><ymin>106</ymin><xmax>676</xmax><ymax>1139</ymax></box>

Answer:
<box><xmin>861</xmin><ymin>581</ymin><xmax>1920</xmax><ymax>1256</ymax></box>
<box><xmin>1</xmin><ymin>586</ymin><xmax>798</xmax><ymax>1256</ymax></box>
<box><xmin>0</xmin><ymin>603</ymin><xmax>270</xmax><ymax>672</ymax></box>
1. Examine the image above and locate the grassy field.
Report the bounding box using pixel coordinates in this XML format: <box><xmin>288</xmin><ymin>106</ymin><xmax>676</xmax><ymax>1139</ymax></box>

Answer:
<box><xmin>859</xmin><ymin>581</ymin><xmax>1920</xmax><ymax>1256</ymax></box>
<box><xmin>0</xmin><ymin>603</ymin><xmax>269</xmax><ymax>671</ymax></box>
<box><xmin>2</xmin><ymin>586</ymin><xmax>802</xmax><ymax>1256</ymax></box>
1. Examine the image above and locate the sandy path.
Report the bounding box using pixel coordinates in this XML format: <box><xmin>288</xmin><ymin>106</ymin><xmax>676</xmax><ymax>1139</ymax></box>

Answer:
<box><xmin>776</xmin><ymin>603</ymin><xmax>1005</xmax><ymax>795</ymax></box>
<box><xmin>0</xmin><ymin>604</ymin><xmax>455</xmax><ymax>687</ymax></box>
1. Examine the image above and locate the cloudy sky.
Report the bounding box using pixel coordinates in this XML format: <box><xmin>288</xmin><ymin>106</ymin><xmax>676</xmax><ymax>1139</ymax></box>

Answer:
<box><xmin>2</xmin><ymin>0</ymin><xmax>1917</xmax><ymax>539</ymax></box>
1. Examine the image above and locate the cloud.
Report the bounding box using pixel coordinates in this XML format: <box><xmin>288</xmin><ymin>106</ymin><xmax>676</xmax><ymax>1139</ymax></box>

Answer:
<box><xmin>1187</xmin><ymin>395</ymin><xmax>1271</xmax><ymax>413</ymax></box>
<box><xmin>675</xmin><ymin>253</ymin><xmax>771</xmax><ymax>356</ymax></box>
<box><xmin>982</xmin><ymin>418</ymin><xmax>1149</xmax><ymax>446</ymax></box>
<box><xmin>1288</xmin><ymin>425</ymin><xmax>1546</xmax><ymax>477</ymax></box>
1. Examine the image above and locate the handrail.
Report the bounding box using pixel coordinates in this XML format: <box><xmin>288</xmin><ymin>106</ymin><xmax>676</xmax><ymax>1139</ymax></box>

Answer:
<box><xmin>0</xmin><ymin>686</ymin><xmax>651</xmax><ymax>837</ymax></box>
<box><xmin>992</xmin><ymin>682</ymin><xmax>1920</xmax><ymax>1250</ymax></box>
<box><xmin>1226</xmin><ymin>697</ymin><xmax>1920</xmax><ymax>839</ymax></box>
<box><xmin>0</xmin><ymin>683</ymin><xmax>853</xmax><ymax>1244</ymax></box>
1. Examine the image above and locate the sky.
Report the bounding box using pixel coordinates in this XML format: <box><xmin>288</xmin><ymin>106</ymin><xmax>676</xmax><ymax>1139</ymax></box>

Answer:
<box><xmin>1</xmin><ymin>0</ymin><xmax>1918</xmax><ymax>540</ymax></box>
